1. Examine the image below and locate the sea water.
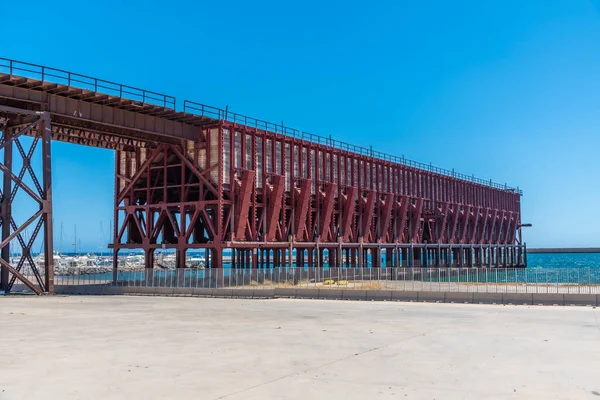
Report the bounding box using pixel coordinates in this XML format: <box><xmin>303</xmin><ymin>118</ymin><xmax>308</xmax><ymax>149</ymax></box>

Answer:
<box><xmin>527</xmin><ymin>253</ymin><xmax>600</xmax><ymax>269</ymax></box>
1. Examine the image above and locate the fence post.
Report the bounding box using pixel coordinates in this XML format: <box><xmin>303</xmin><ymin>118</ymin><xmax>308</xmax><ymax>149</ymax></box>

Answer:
<box><xmin>588</xmin><ymin>267</ymin><xmax>591</xmax><ymax>295</ymax></box>
<box><xmin>345</xmin><ymin>266</ymin><xmax>348</xmax><ymax>289</ymax></box>
<box><xmin>485</xmin><ymin>268</ymin><xmax>488</xmax><ymax>293</ymax></box>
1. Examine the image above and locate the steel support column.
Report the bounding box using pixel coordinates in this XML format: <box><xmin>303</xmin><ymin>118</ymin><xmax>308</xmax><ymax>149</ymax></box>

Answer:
<box><xmin>0</xmin><ymin>126</ymin><xmax>11</xmax><ymax>291</ymax></box>
<box><xmin>0</xmin><ymin>106</ymin><xmax>54</xmax><ymax>294</ymax></box>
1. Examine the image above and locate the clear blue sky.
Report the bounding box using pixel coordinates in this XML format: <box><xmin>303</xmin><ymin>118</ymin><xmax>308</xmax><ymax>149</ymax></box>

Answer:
<box><xmin>4</xmin><ymin>0</ymin><xmax>600</xmax><ymax>250</ymax></box>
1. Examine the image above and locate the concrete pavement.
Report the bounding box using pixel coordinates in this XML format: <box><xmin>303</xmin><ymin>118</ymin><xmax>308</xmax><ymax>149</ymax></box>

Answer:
<box><xmin>0</xmin><ymin>296</ymin><xmax>599</xmax><ymax>399</ymax></box>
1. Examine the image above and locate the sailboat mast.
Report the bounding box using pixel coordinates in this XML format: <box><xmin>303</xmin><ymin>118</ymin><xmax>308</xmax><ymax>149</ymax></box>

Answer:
<box><xmin>100</xmin><ymin>221</ymin><xmax>104</xmax><ymax>258</ymax></box>
<box><xmin>59</xmin><ymin>222</ymin><xmax>63</xmax><ymax>256</ymax></box>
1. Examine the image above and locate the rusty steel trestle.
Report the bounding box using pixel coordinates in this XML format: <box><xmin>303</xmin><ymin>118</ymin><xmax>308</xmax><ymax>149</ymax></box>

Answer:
<box><xmin>0</xmin><ymin>105</ymin><xmax>54</xmax><ymax>294</ymax></box>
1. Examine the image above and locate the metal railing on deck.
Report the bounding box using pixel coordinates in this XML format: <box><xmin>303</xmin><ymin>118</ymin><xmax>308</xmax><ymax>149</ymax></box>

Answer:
<box><xmin>0</xmin><ymin>56</ymin><xmax>519</xmax><ymax>193</ymax></box>
<box><xmin>42</xmin><ymin>267</ymin><xmax>600</xmax><ymax>295</ymax></box>
<box><xmin>183</xmin><ymin>100</ymin><xmax>522</xmax><ymax>194</ymax></box>
<box><xmin>0</xmin><ymin>57</ymin><xmax>176</xmax><ymax>109</ymax></box>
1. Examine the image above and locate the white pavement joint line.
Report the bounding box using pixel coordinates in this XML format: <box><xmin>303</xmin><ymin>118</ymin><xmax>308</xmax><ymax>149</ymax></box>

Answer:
<box><xmin>212</xmin><ymin>332</ymin><xmax>430</xmax><ymax>400</ymax></box>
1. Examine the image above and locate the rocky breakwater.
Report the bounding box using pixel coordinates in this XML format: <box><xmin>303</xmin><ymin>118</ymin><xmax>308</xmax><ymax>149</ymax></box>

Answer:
<box><xmin>54</xmin><ymin>265</ymin><xmax>112</xmax><ymax>276</ymax></box>
<box><xmin>14</xmin><ymin>260</ymin><xmax>205</xmax><ymax>276</ymax></box>
<box><xmin>17</xmin><ymin>263</ymin><xmax>146</xmax><ymax>276</ymax></box>
<box><xmin>54</xmin><ymin>263</ymin><xmax>152</xmax><ymax>276</ymax></box>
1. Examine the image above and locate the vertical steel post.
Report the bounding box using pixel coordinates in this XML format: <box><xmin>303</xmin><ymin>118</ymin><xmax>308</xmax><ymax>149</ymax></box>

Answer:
<box><xmin>0</xmin><ymin>128</ymin><xmax>12</xmax><ymax>291</ymax></box>
<box><xmin>316</xmin><ymin>244</ymin><xmax>321</xmax><ymax>268</ymax></box>
<box><xmin>358</xmin><ymin>241</ymin><xmax>363</xmax><ymax>268</ymax></box>
<box><xmin>41</xmin><ymin>116</ymin><xmax>55</xmax><ymax>294</ymax></box>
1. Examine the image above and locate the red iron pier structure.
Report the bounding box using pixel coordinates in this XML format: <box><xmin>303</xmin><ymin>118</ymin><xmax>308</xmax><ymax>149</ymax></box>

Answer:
<box><xmin>0</xmin><ymin>58</ymin><xmax>525</xmax><ymax>294</ymax></box>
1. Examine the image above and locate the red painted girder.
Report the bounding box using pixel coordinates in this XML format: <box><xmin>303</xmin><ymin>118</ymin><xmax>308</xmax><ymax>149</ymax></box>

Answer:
<box><xmin>165</xmin><ymin>209</ymin><xmax>180</xmax><ymax>237</ymax></box>
<box><xmin>448</xmin><ymin>205</ymin><xmax>460</xmax><ymax>244</ymax></box>
<box><xmin>378</xmin><ymin>193</ymin><xmax>394</xmax><ymax>242</ymax></box>
<box><xmin>319</xmin><ymin>183</ymin><xmax>337</xmax><ymax>240</ymax></box>
<box><xmin>117</xmin><ymin>143</ymin><xmax>166</xmax><ymax>204</ymax></box>
<box><xmin>151</xmin><ymin>210</ymin><xmax>168</xmax><ymax>242</ymax></box>
<box><xmin>187</xmin><ymin>207</ymin><xmax>216</xmax><ymax>243</ymax></box>
<box><xmin>437</xmin><ymin>202</ymin><xmax>450</xmax><ymax>243</ymax></box>
<box><xmin>341</xmin><ymin>187</ymin><xmax>357</xmax><ymax>242</ymax></box>
<box><xmin>509</xmin><ymin>212</ymin><xmax>516</xmax><ymax>243</ymax></box>
<box><xmin>265</xmin><ymin>175</ymin><xmax>285</xmax><ymax>241</ymax></box>
<box><xmin>502</xmin><ymin>211</ymin><xmax>514</xmax><ymax>244</ymax></box>
<box><xmin>120</xmin><ymin>212</ymin><xmax>145</xmax><ymax>244</ymax></box>
<box><xmin>409</xmin><ymin>198</ymin><xmax>424</xmax><ymax>243</ymax></box>
<box><xmin>361</xmin><ymin>190</ymin><xmax>376</xmax><ymax>241</ymax></box>
<box><xmin>294</xmin><ymin>179</ymin><xmax>312</xmax><ymax>241</ymax></box>
<box><xmin>495</xmin><ymin>211</ymin><xmax>506</xmax><ymax>244</ymax></box>
<box><xmin>493</xmin><ymin>211</ymin><xmax>505</xmax><ymax>244</ymax></box>
<box><xmin>133</xmin><ymin>211</ymin><xmax>147</xmax><ymax>241</ymax></box>
<box><xmin>478</xmin><ymin>207</ymin><xmax>491</xmax><ymax>243</ymax></box>
<box><xmin>470</xmin><ymin>207</ymin><xmax>481</xmax><ymax>244</ymax></box>
<box><xmin>117</xmin><ymin>213</ymin><xmax>129</xmax><ymax>243</ymax></box>
<box><xmin>150</xmin><ymin>209</ymin><xmax>179</xmax><ymax>244</ymax></box>
<box><xmin>459</xmin><ymin>206</ymin><xmax>472</xmax><ymax>244</ymax></box>
<box><xmin>200</xmin><ymin>208</ymin><xmax>217</xmax><ymax>241</ymax></box>
<box><xmin>233</xmin><ymin>169</ymin><xmax>255</xmax><ymax>240</ymax></box>
<box><xmin>162</xmin><ymin>212</ymin><xmax>176</xmax><ymax>243</ymax></box>
<box><xmin>397</xmin><ymin>195</ymin><xmax>410</xmax><ymax>242</ymax></box>
<box><xmin>508</xmin><ymin>212</ymin><xmax>519</xmax><ymax>244</ymax></box>
<box><xmin>185</xmin><ymin>208</ymin><xmax>201</xmax><ymax>241</ymax></box>
<box><xmin>118</xmin><ymin>143</ymin><xmax>218</xmax><ymax>209</ymax></box>
<box><xmin>487</xmin><ymin>209</ymin><xmax>498</xmax><ymax>243</ymax></box>
<box><xmin>170</xmin><ymin>144</ymin><xmax>219</xmax><ymax>197</ymax></box>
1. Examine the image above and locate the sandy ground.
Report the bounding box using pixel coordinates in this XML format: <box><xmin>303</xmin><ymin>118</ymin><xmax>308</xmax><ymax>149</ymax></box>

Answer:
<box><xmin>0</xmin><ymin>296</ymin><xmax>599</xmax><ymax>399</ymax></box>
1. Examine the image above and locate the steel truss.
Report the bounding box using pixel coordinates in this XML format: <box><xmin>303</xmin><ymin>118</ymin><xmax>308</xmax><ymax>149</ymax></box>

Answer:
<box><xmin>113</xmin><ymin>122</ymin><xmax>524</xmax><ymax>272</ymax></box>
<box><xmin>0</xmin><ymin>105</ymin><xmax>54</xmax><ymax>294</ymax></box>
<box><xmin>112</xmin><ymin>138</ymin><xmax>224</xmax><ymax>272</ymax></box>
<box><xmin>217</xmin><ymin>121</ymin><xmax>521</xmax><ymax>247</ymax></box>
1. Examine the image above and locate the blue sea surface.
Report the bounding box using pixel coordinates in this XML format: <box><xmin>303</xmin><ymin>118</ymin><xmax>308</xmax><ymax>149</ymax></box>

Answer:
<box><xmin>60</xmin><ymin>251</ymin><xmax>600</xmax><ymax>269</ymax></box>
<box><xmin>527</xmin><ymin>253</ymin><xmax>600</xmax><ymax>269</ymax></box>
